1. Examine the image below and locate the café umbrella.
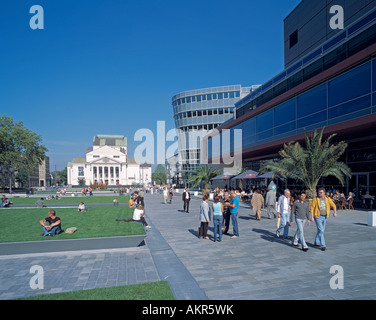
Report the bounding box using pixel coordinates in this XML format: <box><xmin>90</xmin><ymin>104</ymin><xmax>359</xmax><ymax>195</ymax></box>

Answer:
<box><xmin>233</xmin><ymin>170</ymin><xmax>259</xmax><ymax>179</ymax></box>
<box><xmin>233</xmin><ymin>170</ymin><xmax>259</xmax><ymax>190</ymax></box>
<box><xmin>211</xmin><ymin>172</ymin><xmax>234</xmax><ymax>189</ymax></box>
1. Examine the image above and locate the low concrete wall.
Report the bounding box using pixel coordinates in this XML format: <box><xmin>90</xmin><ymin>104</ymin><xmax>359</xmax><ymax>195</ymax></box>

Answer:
<box><xmin>0</xmin><ymin>235</ymin><xmax>146</xmax><ymax>256</ymax></box>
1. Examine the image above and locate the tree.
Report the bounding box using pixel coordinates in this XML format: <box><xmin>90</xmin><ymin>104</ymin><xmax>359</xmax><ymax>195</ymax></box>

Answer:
<box><xmin>52</xmin><ymin>167</ymin><xmax>67</xmax><ymax>185</ymax></box>
<box><xmin>16</xmin><ymin>168</ymin><xmax>29</xmax><ymax>187</ymax></box>
<box><xmin>152</xmin><ymin>164</ymin><xmax>167</xmax><ymax>185</ymax></box>
<box><xmin>187</xmin><ymin>165</ymin><xmax>221</xmax><ymax>189</ymax></box>
<box><xmin>78</xmin><ymin>178</ymin><xmax>86</xmax><ymax>187</ymax></box>
<box><xmin>0</xmin><ymin>115</ymin><xmax>48</xmax><ymax>187</ymax></box>
<box><xmin>258</xmin><ymin>128</ymin><xmax>351</xmax><ymax>198</ymax></box>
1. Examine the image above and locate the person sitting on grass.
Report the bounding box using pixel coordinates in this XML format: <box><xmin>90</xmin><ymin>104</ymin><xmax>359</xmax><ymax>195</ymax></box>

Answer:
<box><xmin>78</xmin><ymin>202</ymin><xmax>87</xmax><ymax>212</ymax></box>
<box><xmin>39</xmin><ymin>210</ymin><xmax>63</xmax><ymax>237</ymax></box>
<box><xmin>36</xmin><ymin>197</ymin><xmax>45</xmax><ymax>208</ymax></box>
<box><xmin>129</xmin><ymin>192</ymin><xmax>140</xmax><ymax>209</ymax></box>
<box><xmin>1</xmin><ymin>197</ymin><xmax>12</xmax><ymax>208</ymax></box>
<box><xmin>132</xmin><ymin>204</ymin><xmax>151</xmax><ymax>229</ymax></box>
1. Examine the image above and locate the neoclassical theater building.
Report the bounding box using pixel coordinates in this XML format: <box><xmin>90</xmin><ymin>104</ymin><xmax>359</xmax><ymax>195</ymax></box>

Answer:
<box><xmin>67</xmin><ymin>135</ymin><xmax>152</xmax><ymax>187</ymax></box>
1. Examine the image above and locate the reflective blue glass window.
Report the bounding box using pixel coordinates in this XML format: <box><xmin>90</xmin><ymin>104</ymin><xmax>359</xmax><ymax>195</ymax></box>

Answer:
<box><xmin>256</xmin><ymin>109</ymin><xmax>273</xmax><ymax>133</ymax></box>
<box><xmin>297</xmin><ymin>84</ymin><xmax>326</xmax><ymax>118</ymax></box>
<box><xmin>242</xmin><ymin>118</ymin><xmax>255</xmax><ymax>140</ymax></box>
<box><xmin>213</xmin><ymin>93</ymin><xmax>217</xmax><ymax>99</ymax></box>
<box><xmin>224</xmin><ymin>92</ymin><xmax>229</xmax><ymax>99</ymax></box>
<box><xmin>373</xmin><ymin>59</ymin><xmax>376</xmax><ymax>92</ymax></box>
<box><xmin>207</xmin><ymin>94</ymin><xmax>212</xmax><ymax>101</ymax></box>
<box><xmin>202</xmin><ymin>95</ymin><xmax>207</xmax><ymax>101</ymax></box>
<box><xmin>328</xmin><ymin>95</ymin><xmax>371</xmax><ymax>119</ymax></box>
<box><xmin>297</xmin><ymin>111</ymin><xmax>326</xmax><ymax>128</ymax></box>
<box><xmin>218</xmin><ymin>93</ymin><xmax>223</xmax><ymax>99</ymax></box>
<box><xmin>274</xmin><ymin>121</ymin><xmax>296</xmax><ymax>136</ymax></box>
<box><xmin>192</xmin><ymin>96</ymin><xmax>196</xmax><ymax>102</ymax></box>
<box><xmin>328</xmin><ymin>62</ymin><xmax>371</xmax><ymax>107</ymax></box>
<box><xmin>274</xmin><ymin>99</ymin><xmax>296</xmax><ymax>127</ymax></box>
<box><xmin>257</xmin><ymin>129</ymin><xmax>273</xmax><ymax>140</ymax></box>
<box><xmin>187</xmin><ymin>97</ymin><xmax>191</xmax><ymax>103</ymax></box>
<box><xmin>208</xmin><ymin>138</ymin><xmax>212</xmax><ymax>160</ymax></box>
<box><xmin>229</xmin><ymin>92</ymin><xmax>235</xmax><ymax>98</ymax></box>
<box><xmin>235</xmin><ymin>91</ymin><xmax>240</xmax><ymax>98</ymax></box>
<box><xmin>197</xmin><ymin>95</ymin><xmax>201</xmax><ymax>102</ymax></box>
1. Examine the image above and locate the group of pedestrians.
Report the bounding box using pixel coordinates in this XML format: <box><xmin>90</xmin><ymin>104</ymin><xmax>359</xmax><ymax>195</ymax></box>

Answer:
<box><xmin>162</xmin><ymin>187</ymin><xmax>174</xmax><ymax>204</ymax></box>
<box><xmin>198</xmin><ymin>190</ymin><xmax>240</xmax><ymax>241</ymax></box>
<box><xmin>195</xmin><ymin>186</ymin><xmax>337</xmax><ymax>251</ymax></box>
<box><xmin>268</xmin><ymin>187</ymin><xmax>337</xmax><ymax>251</ymax></box>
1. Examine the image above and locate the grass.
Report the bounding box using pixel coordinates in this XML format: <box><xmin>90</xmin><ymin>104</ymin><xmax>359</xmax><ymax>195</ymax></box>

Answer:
<box><xmin>0</xmin><ymin>206</ymin><xmax>145</xmax><ymax>243</ymax></box>
<box><xmin>18</xmin><ymin>281</ymin><xmax>175</xmax><ymax>300</ymax></box>
<box><xmin>8</xmin><ymin>195</ymin><xmax>130</xmax><ymax>206</ymax></box>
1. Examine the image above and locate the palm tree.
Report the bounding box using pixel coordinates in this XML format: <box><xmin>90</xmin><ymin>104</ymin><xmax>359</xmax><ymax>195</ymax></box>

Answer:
<box><xmin>187</xmin><ymin>165</ymin><xmax>221</xmax><ymax>189</ymax></box>
<box><xmin>259</xmin><ymin>128</ymin><xmax>351</xmax><ymax>198</ymax></box>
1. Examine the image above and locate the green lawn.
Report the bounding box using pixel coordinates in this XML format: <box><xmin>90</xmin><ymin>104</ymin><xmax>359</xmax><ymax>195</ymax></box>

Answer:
<box><xmin>0</xmin><ymin>206</ymin><xmax>145</xmax><ymax>243</ymax></box>
<box><xmin>18</xmin><ymin>281</ymin><xmax>175</xmax><ymax>300</ymax></box>
<box><xmin>8</xmin><ymin>195</ymin><xmax>130</xmax><ymax>206</ymax></box>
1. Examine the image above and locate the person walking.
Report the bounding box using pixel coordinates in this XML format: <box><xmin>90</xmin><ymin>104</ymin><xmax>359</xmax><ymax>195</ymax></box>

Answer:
<box><xmin>163</xmin><ymin>187</ymin><xmax>168</xmax><ymax>204</ymax></box>
<box><xmin>265</xmin><ymin>187</ymin><xmax>277</xmax><ymax>219</ymax></box>
<box><xmin>225</xmin><ymin>190</ymin><xmax>240</xmax><ymax>239</ymax></box>
<box><xmin>251</xmin><ymin>189</ymin><xmax>264</xmax><ymax>220</ymax></box>
<box><xmin>221</xmin><ymin>192</ymin><xmax>231</xmax><ymax>234</ymax></box>
<box><xmin>168</xmin><ymin>188</ymin><xmax>174</xmax><ymax>204</ymax></box>
<box><xmin>276</xmin><ymin>189</ymin><xmax>292</xmax><ymax>239</ymax></box>
<box><xmin>199</xmin><ymin>194</ymin><xmax>210</xmax><ymax>239</ymax></box>
<box><xmin>182</xmin><ymin>188</ymin><xmax>191</xmax><ymax>213</ymax></box>
<box><xmin>211</xmin><ymin>196</ymin><xmax>224</xmax><ymax>242</ymax></box>
<box><xmin>310</xmin><ymin>187</ymin><xmax>337</xmax><ymax>251</ymax></box>
<box><xmin>289</xmin><ymin>192</ymin><xmax>310</xmax><ymax>251</ymax></box>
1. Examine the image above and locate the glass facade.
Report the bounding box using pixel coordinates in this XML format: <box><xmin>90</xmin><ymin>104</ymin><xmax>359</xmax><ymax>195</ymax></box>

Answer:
<box><xmin>235</xmin><ymin>17</ymin><xmax>376</xmax><ymax>118</ymax></box>
<box><xmin>208</xmin><ymin>58</ymin><xmax>376</xmax><ymax>159</ymax></box>
<box><xmin>172</xmin><ymin>85</ymin><xmax>252</xmax><ymax>176</ymax></box>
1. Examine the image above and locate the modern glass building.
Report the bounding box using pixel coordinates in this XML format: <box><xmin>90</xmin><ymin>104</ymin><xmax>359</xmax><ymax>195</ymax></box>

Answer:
<box><xmin>171</xmin><ymin>85</ymin><xmax>259</xmax><ymax>184</ymax></box>
<box><xmin>205</xmin><ymin>0</ymin><xmax>376</xmax><ymax>201</ymax></box>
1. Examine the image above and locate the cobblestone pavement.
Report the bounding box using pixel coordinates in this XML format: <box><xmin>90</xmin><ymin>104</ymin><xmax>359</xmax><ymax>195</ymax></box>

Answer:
<box><xmin>144</xmin><ymin>193</ymin><xmax>376</xmax><ymax>300</ymax></box>
<box><xmin>1</xmin><ymin>192</ymin><xmax>376</xmax><ymax>300</ymax></box>
<box><xmin>0</xmin><ymin>247</ymin><xmax>159</xmax><ymax>300</ymax></box>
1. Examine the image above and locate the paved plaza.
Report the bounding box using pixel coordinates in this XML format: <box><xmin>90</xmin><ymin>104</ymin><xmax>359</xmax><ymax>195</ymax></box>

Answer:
<box><xmin>1</xmin><ymin>192</ymin><xmax>376</xmax><ymax>300</ymax></box>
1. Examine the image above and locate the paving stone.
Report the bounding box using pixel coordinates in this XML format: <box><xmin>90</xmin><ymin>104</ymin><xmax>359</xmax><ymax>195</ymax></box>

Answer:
<box><xmin>1</xmin><ymin>193</ymin><xmax>376</xmax><ymax>300</ymax></box>
<box><xmin>143</xmin><ymin>193</ymin><xmax>376</xmax><ymax>300</ymax></box>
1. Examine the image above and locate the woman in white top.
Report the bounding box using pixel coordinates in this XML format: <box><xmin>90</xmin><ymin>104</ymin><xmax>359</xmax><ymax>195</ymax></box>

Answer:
<box><xmin>133</xmin><ymin>205</ymin><xmax>151</xmax><ymax>228</ymax></box>
<box><xmin>78</xmin><ymin>202</ymin><xmax>86</xmax><ymax>212</ymax></box>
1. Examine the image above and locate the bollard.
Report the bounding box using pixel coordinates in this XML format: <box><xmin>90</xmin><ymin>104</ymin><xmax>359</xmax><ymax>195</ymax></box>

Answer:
<box><xmin>368</xmin><ymin>212</ymin><xmax>376</xmax><ymax>227</ymax></box>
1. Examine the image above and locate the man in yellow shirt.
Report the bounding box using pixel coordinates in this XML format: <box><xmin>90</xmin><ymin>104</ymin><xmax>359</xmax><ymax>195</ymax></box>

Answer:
<box><xmin>310</xmin><ymin>187</ymin><xmax>337</xmax><ymax>251</ymax></box>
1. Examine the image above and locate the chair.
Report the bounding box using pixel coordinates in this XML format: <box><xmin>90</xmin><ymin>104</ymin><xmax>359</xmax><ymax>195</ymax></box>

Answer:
<box><xmin>347</xmin><ymin>198</ymin><xmax>354</xmax><ymax>210</ymax></box>
<box><xmin>338</xmin><ymin>199</ymin><xmax>347</xmax><ymax>211</ymax></box>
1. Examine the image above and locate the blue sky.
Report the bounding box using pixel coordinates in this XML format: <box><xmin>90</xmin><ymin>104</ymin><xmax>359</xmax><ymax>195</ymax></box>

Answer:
<box><xmin>0</xmin><ymin>0</ymin><xmax>301</xmax><ymax>170</ymax></box>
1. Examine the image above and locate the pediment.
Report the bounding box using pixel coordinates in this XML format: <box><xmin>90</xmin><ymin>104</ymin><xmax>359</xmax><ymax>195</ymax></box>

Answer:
<box><xmin>89</xmin><ymin>157</ymin><xmax>124</xmax><ymax>165</ymax></box>
<box><xmin>87</xmin><ymin>145</ymin><xmax>125</xmax><ymax>156</ymax></box>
